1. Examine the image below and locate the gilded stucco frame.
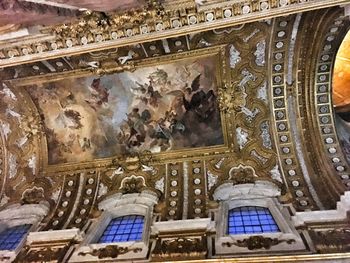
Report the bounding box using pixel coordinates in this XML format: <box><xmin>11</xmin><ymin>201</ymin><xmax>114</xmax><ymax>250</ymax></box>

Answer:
<box><xmin>5</xmin><ymin>45</ymin><xmax>233</xmax><ymax>173</ymax></box>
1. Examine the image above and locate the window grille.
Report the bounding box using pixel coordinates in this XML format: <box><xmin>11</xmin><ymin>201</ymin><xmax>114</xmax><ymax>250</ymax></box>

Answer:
<box><xmin>98</xmin><ymin>215</ymin><xmax>144</xmax><ymax>243</ymax></box>
<box><xmin>0</xmin><ymin>224</ymin><xmax>31</xmax><ymax>250</ymax></box>
<box><xmin>228</xmin><ymin>206</ymin><xmax>279</xmax><ymax>235</ymax></box>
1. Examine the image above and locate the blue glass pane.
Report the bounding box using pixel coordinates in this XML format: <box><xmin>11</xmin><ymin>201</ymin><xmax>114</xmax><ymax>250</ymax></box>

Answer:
<box><xmin>227</xmin><ymin>206</ymin><xmax>279</xmax><ymax>235</ymax></box>
<box><xmin>98</xmin><ymin>215</ymin><xmax>144</xmax><ymax>243</ymax></box>
<box><xmin>0</xmin><ymin>224</ymin><xmax>31</xmax><ymax>250</ymax></box>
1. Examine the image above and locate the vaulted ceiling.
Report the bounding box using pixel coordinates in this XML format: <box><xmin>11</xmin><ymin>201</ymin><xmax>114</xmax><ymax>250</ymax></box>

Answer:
<box><xmin>0</xmin><ymin>1</ymin><xmax>350</xmax><ymax>258</ymax></box>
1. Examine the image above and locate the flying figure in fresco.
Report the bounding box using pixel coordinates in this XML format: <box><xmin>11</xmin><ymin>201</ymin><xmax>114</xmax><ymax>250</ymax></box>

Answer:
<box><xmin>148</xmin><ymin>68</ymin><xmax>169</xmax><ymax>91</ymax></box>
<box><xmin>183</xmin><ymin>74</ymin><xmax>217</xmax><ymax>121</ymax></box>
<box><xmin>77</xmin><ymin>135</ymin><xmax>91</xmax><ymax>152</ymax></box>
<box><xmin>85</xmin><ymin>78</ymin><xmax>110</xmax><ymax>110</ymax></box>
<box><xmin>132</xmin><ymin>80</ymin><xmax>163</xmax><ymax>108</ymax></box>
<box><xmin>167</xmin><ymin>74</ymin><xmax>217</xmax><ymax>121</ymax></box>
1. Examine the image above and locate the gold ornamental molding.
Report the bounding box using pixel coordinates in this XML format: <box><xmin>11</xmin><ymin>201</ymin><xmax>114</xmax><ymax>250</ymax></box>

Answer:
<box><xmin>0</xmin><ymin>0</ymin><xmax>350</xmax><ymax>68</ymax></box>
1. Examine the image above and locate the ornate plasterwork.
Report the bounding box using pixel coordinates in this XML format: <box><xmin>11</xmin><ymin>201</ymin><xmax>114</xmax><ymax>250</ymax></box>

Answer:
<box><xmin>207</xmin><ymin>170</ymin><xmax>218</xmax><ymax>191</ymax></box>
<box><xmin>0</xmin><ymin>0</ymin><xmax>349</xmax><ymax>68</ymax></box>
<box><xmin>1</xmin><ymin>5</ymin><xmax>350</xmax><ymax>260</ymax></box>
<box><xmin>0</xmin><ymin>81</ymin><xmax>65</xmax><ymax>213</ymax></box>
<box><xmin>308</xmin><ymin>13</ymin><xmax>350</xmax><ymax>188</ymax></box>
<box><xmin>254</xmin><ymin>40</ymin><xmax>266</xmax><ymax>66</ymax></box>
<box><xmin>222</xmin><ymin>235</ymin><xmax>295</xmax><ymax>250</ymax></box>
<box><xmin>310</xmin><ymin>228</ymin><xmax>350</xmax><ymax>253</ymax></box>
<box><xmin>78</xmin><ymin>245</ymin><xmax>142</xmax><ymax>259</ymax></box>
<box><xmin>228</xmin><ymin>44</ymin><xmax>241</xmax><ymax>68</ymax></box>
<box><xmin>2</xmin><ymin>5</ymin><xmax>343</xmax><ymax>238</ymax></box>
<box><xmin>294</xmin><ymin>8</ymin><xmax>350</xmax><ymax>208</ymax></box>
<box><xmin>269</xmin><ymin>15</ymin><xmax>319</xmax><ymax>210</ymax></box>
<box><xmin>152</xmin><ymin>237</ymin><xmax>207</xmax><ymax>260</ymax></box>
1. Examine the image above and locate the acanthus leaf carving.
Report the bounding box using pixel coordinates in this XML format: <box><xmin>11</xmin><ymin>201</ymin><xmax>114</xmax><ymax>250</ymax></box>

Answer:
<box><xmin>18</xmin><ymin>245</ymin><xmax>69</xmax><ymax>262</ymax></box>
<box><xmin>222</xmin><ymin>235</ymin><xmax>295</xmax><ymax>250</ymax></box>
<box><xmin>109</xmin><ymin>150</ymin><xmax>153</xmax><ymax>174</ymax></box>
<box><xmin>21</xmin><ymin>186</ymin><xmax>45</xmax><ymax>205</ymax></box>
<box><xmin>218</xmin><ymin>68</ymin><xmax>256</xmax><ymax>114</ymax></box>
<box><xmin>229</xmin><ymin>164</ymin><xmax>257</xmax><ymax>185</ymax></box>
<box><xmin>78</xmin><ymin>245</ymin><xmax>142</xmax><ymax>259</ymax></box>
<box><xmin>53</xmin><ymin>1</ymin><xmax>166</xmax><ymax>41</ymax></box>
<box><xmin>119</xmin><ymin>175</ymin><xmax>146</xmax><ymax>194</ymax></box>
<box><xmin>153</xmin><ymin>237</ymin><xmax>207</xmax><ymax>259</ymax></box>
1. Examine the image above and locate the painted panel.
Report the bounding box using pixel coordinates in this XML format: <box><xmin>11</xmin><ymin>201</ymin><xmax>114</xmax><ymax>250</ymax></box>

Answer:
<box><xmin>26</xmin><ymin>55</ymin><xmax>224</xmax><ymax>164</ymax></box>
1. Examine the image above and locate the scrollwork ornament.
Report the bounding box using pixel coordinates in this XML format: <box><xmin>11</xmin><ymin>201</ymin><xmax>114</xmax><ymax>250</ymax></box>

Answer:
<box><xmin>222</xmin><ymin>236</ymin><xmax>295</xmax><ymax>250</ymax></box>
<box><xmin>119</xmin><ymin>175</ymin><xmax>146</xmax><ymax>194</ymax></box>
<box><xmin>21</xmin><ymin>186</ymin><xmax>45</xmax><ymax>204</ymax></box>
<box><xmin>18</xmin><ymin>245</ymin><xmax>68</xmax><ymax>262</ymax></box>
<box><xmin>109</xmin><ymin>150</ymin><xmax>153</xmax><ymax>173</ymax></box>
<box><xmin>53</xmin><ymin>0</ymin><xmax>166</xmax><ymax>42</ymax></box>
<box><xmin>229</xmin><ymin>164</ymin><xmax>257</xmax><ymax>185</ymax></box>
<box><xmin>78</xmin><ymin>245</ymin><xmax>142</xmax><ymax>259</ymax></box>
<box><xmin>310</xmin><ymin>228</ymin><xmax>350</xmax><ymax>252</ymax></box>
<box><xmin>153</xmin><ymin>237</ymin><xmax>207</xmax><ymax>258</ymax></box>
<box><xmin>90</xmin><ymin>61</ymin><xmax>136</xmax><ymax>76</ymax></box>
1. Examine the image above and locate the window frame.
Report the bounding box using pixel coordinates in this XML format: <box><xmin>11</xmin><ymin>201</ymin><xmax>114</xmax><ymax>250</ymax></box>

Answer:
<box><xmin>84</xmin><ymin>203</ymin><xmax>152</xmax><ymax>246</ymax></box>
<box><xmin>71</xmin><ymin>191</ymin><xmax>158</xmax><ymax>262</ymax></box>
<box><xmin>0</xmin><ymin>203</ymin><xmax>49</xmax><ymax>261</ymax></box>
<box><xmin>97</xmin><ymin>215</ymin><xmax>145</xmax><ymax>244</ymax></box>
<box><xmin>219</xmin><ymin>198</ymin><xmax>291</xmax><ymax>239</ymax></box>
<box><xmin>215</xmin><ymin>197</ymin><xmax>306</xmax><ymax>254</ymax></box>
<box><xmin>0</xmin><ymin>224</ymin><xmax>32</xmax><ymax>251</ymax></box>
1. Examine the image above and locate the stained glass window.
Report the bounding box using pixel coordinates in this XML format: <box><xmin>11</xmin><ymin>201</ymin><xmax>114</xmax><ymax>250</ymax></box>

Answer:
<box><xmin>0</xmin><ymin>224</ymin><xmax>31</xmax><ymax>250</ymax></box>
<box><xmin>228</xmin><ymin>206</ymin><xmax>279</xmax><ymax>235</ymax></box>
<box><xmin>98</xmin><ymin>215</ymin><xmax>144</xmax><ymax>243</ymax></box>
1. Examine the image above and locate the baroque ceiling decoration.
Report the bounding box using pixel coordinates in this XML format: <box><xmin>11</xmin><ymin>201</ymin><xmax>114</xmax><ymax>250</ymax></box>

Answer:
<box><xmin>0</xmin><ymin>0</ymin><xmax>349</xmax><ymax>68</ymax></box>
<box><xmin>0</xmin><ymin>4</ymin><xmax>349</xmax><ymax>225</ymax></box>
<box><xmin>0</xmin><ymin>1</ymin><xmax>350</xmax><ymax>262</ymax></box>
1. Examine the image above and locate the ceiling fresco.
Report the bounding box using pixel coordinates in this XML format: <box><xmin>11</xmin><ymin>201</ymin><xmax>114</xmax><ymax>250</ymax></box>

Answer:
<box><xmin>0</xmin><ymin>4</ymin><xmax>349</xmax><ymax>217</ymax></box>
<box><xmin>25</xmin><ymin>55</ymin><xmax>223</xmax><ymax>164</ymax></box>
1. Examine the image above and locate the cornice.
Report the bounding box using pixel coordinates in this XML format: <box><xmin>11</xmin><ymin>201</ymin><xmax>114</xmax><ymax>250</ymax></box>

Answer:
<box><xmin>0</xmin><ymin>0</ymin><xmax>349</xmax><ymax>68</ymax></box>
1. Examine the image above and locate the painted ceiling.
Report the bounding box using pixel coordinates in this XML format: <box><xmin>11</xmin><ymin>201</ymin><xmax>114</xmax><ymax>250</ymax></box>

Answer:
<box><xmin>0</xmin><ymin>1</ymin><xmax>350</xmax><ymax>255</ymax></box>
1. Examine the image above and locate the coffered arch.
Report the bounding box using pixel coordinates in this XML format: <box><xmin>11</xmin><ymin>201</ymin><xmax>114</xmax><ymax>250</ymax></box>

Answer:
<box><xmin>295</xmin><ymin>7</ymin><xmax>350</xmax><ymax>207</ymax></box>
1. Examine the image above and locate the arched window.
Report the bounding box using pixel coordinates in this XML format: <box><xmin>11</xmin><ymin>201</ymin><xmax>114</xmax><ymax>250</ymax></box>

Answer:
<box><xmin>72</xmin><ymin>191</ymin><xmax>159</xmax><ymax>261</ymax></box>
<box><xmin>0</xmin><ymin>224</ymin><xmax>31</xmax><ymax>250</ymax></box>
<box><xmin>98</xmin><ymin>215</ymin><xmax>144</xmax><ymax>244</ymax></box>
<box><xmin>228</xmin><ymin>206</ymin><xmax>279</xmax><ymax>235</ymax></box>
<box><xmin>212</xmin><ymin>183</ymin><xmax>306</xmax><ymax>255</ymax></box>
